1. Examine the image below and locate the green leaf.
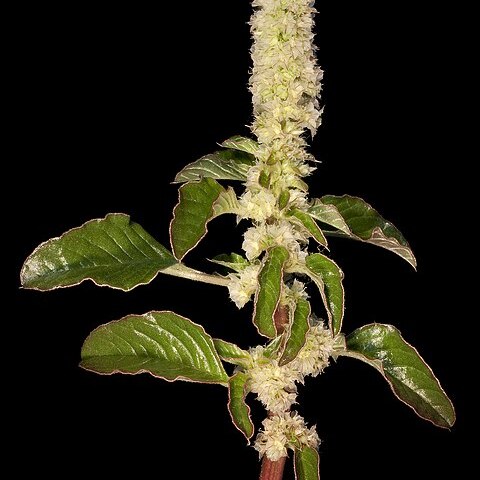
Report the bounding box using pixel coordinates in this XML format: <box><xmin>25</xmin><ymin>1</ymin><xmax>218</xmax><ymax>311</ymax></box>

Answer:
<box><xmin>221</xmin><ymin>135</ymin><xmax>259</xmax><ymax>156</ymax></box>
<box><xmin>21</xmin><ymin>214</ymin><xmax>177</xmax><ymax>292</ymax></box>
<box><xmin>263</xmin><ymin>336</ymin><xmax>283</xmax><ymax>359</ymax></box>
<box><xmin>308</xmin><ymin>199</ymin><xmax>352</xmax><ymax>235</ymax></box>
<box><xmin>253</xmin><ymin>246</ymin><xmax>289</xmax><ymax>338</ymax></box>
<box><xmin>174</xmin><ymin>149</ymin><xmax>255</xmax><ymax>183</ymax></box>
<box><xmin>346</xmin><ymin>323</ymin><xmax>455</xmax><ymax>428</ymax></box>
<box><xmin>321</xmin><ymin>195</ymin><xmax>417</xmax><ymax>269</ymax></box>
<box><xmin>228</xmin><ymin>372</ymin><xmax>254</xmax><ymax>440</ymax></box>
<box><xmin>210</xmin><ymin>253</ymin><xmax>250</xmax><ymax>273</ymax></box>
<box><xmin>212</xmin><ymin>186</ymin><xmax>241</xmax><ymax>217</ymax></box>
<box><xmin>294</xmin><ymin>446</ymin><xmax>320</xmax><ymax>480</ymax></box>
<box><xmin>170</xmin><ymin>178</ymin><xmax>224</xmax><ymax>260</ymax></box>
<box><xmin>304</xmin><ymin>254</ymin><xmax>344</xmax><ymax>336</ymax></box>
<box><xmin>81</xmin><ymin>311</ymin><xmax>228</xmax><ymax>384</ymax></box>
<box><xmin>279</xmin><ymin>298</ymin><xmax>311</xmax><ymax>366</ymax></box>
<box><xmin>214</xmin><ymin>338</ymin><xmax>250</xmax><ymax>365</ymax></box>
<box><xmin>288</xmin><ymin>209</ymin><xmax>328</xmax><ymax>247</ymax></box>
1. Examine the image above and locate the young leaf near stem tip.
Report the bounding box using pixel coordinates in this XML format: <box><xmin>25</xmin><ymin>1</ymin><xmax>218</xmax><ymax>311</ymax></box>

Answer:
<box><xmin>343</xmin><ymin>323</ymin><xmax>455</xmax><ymax>428</ymax></box>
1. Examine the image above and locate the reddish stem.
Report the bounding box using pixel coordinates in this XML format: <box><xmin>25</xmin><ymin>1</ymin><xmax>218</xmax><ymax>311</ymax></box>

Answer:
<box><xmin>274</xmin><ymin>304</ymin><xmax>289</xmax><ymax>334</ymax></box>
<box><xmin>259</xmin><ymin>456</ymin><xmax>287</xmax><ymax>480</ymax></box>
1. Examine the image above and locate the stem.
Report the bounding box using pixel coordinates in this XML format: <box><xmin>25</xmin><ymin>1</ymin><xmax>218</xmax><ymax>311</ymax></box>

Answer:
<box><xmin>259</xmin><ymin>456</ymin><xmax>286</xmax><ymax>480</ymax></box>
<box><xmin>162</xmin><ymin>263</ymin><xmax>230</xmax><ymax>287</ymax></box>
<box><xmin>274</xmin><ymin>304</ymin><xmax>289</xmax><ymax>334</ymax></box>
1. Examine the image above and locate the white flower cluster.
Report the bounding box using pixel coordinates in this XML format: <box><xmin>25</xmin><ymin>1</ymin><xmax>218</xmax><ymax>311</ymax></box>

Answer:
<box><xmin>238</xmin><ymin>190</ymin><xmax>278</xmax><ymax>222</ymax></box>
<box><xmin>249</xmin><ymin>0</ymin><xmax>323</xmax><ymax>178</ymax></box>
<box><xmin>242</xmin><ymin>220</ymin><xmax>308</xmax><ymax>262</ymax></box>
<box><xmin>227</xmin><ymin>264</ymin><xmax>261</xmax><ymax>309</ymax></box>
<box><xmin>247</xmin><ymin>323</ymin><xmax>334</xmax><ymax>414</ymax></box>
<box><xmin>254</xmin><ymin>412</ymin><xmax>320</xmax><ymax>461</ymax></box>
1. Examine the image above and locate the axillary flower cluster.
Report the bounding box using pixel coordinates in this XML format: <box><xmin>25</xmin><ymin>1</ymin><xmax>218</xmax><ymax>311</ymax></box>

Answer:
<box><xmin>226</xmin><ymin>0</ymin><xmax>332</xmax><ymax>462</ymax></box>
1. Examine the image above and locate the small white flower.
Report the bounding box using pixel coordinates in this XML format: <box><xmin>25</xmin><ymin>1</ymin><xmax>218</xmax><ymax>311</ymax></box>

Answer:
<box><xmin>227</xmin><ymin>264</ymin><xmax>261</xmax><ymax>309</ymax></box>
<box><xmin>254</xmin><ymin>411</ymin><xmax>320</xmax><ymax>461</ymax></box>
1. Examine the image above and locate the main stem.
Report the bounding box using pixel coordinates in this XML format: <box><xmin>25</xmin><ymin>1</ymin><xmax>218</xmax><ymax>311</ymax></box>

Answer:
<box><xmin>259</xmin><ymin>457</ymin><xmax>287</xmax><ymax>480</ymax></box>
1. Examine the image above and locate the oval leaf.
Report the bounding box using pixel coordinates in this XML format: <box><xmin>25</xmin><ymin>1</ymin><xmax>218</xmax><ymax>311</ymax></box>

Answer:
<box><xmin>253</xmin><ymin>246</ymin><xmax>289</xmax><ymax>338</ymax></box>
<box><xmin>279</xmin><ymin>298</ymin><xmax>311</xmax><ymax>366</ymax></box>
<box><xmin>346</xmin><ymin>323</ymin><xmax>455</xmax><ymax>428</ymax></box>
<box><xmin>174</xmin><ymin>149</ymin><xmax>255</xmax><ymax>183</ymax></box>
<box><xmin>304</xmin><ymin>254</ymin><xmax>344</xmax><ymax>336</ymax></box>
<box><xmin>221</xmin><ymin>135</ymin><xmax>259</xmax><ymax>155</ymax></box>
<box><xmin>228</xmin><ymin>372</ymin><xmax>254</xmax><ymax>440</ymax></box>
<box><xmin>21</xmin><ymin>214</ymin><xmax>177</xmax><ymax>291</ymax></box>
<box><xmin>294</xmin><ymin>446</ymin><xmax>320</xmax><ymax>480</ymax></box>
<box><xmin>321</xmin><ymin>195</ymin><xmax>417</xmax><ymax>269</ymax></box>
<box><xmin>81</xmin><ymin>311</ymin><xmax>228</xmax><ymax>384</ymax></box>
<box><xmin>288</xmin><ymin>209</ymin><xmax>328</xmax><ymax>247</ymax></box>
<box><xmin>170</xmin><ymin>178</ymin><xmax>224</xmax><ymax>260</ymax></box>
<box><xmin>214</xmin><ymin>338</ymin><xmax>250</xmax><ymax>366</ymax></box>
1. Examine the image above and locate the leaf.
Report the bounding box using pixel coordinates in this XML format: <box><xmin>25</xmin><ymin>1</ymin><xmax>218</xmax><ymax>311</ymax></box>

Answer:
<box><xmin>263</xmin><ymin>336</ymin><xmax>283</xmax><ymax>359</ymax></box>
<box><xmin>174</xmin><ymin>149</ymin><xmax>255</xmax><ymax>183</ymax></box>
<box><xmin>214</xmin><ymin>338</ymin><xmax>250</xmax><ymax>365</ymax></box>
<box><xmin>210</xmin><ymin>253</ymin><xmax>250</xmax><ymax>273</ymax></box>
<box><xmin>21</xmin><ymin>214</ymin><xmax>177</xmax><ymax>292</ymax></box>
<box><xmin>170</xmin><ymin>178</ymin><xmax>224</xmax><ymax>260</ymax></box>
<box><xmin>304</xmin><ymin>254</ymin><xmax>344</xmax><ymax>336</ymax></box>
<box><xmin>321</xmin><ymin>195</ymin><xmax>417</xmax><ymax>269</ymax></box>
<box><xmin>81</xmin><ymin>311</ymin><xmax>228</xmax><ymax>384</ymax></box>
<box><xmin>221</xmin><ymin>135</ymin><xmax>259</xmax><ymax>156</ymax></box>
<box><xmin>253</xmin><ymin>246</ymin><xmax>289</xmax><ymax>338</ymax></box>
<box><xmin>308</xmin><ymin>199</ymin><xmax>351</xmax><ymax>235</ymax></box>
<box><xmin>346</xmin><ymin>323</ymin><xmax>455</xmax><ymax>428</ymax></box>
<box><xmin>294</xmin><ymin>446</ymin><xmax>320</xmax><ymax>480</ymax></box>
<box><xmin>279</xmin><ymin>298</ymin><xmax>311</xmax><ymax>366</ymax></box>
<box><xmin>288</xmin><ymin>209</ymin><xmax>328</xmax><ymax>247</ymax></box>
<box><xmin>212</xmin><ymin>186</ymin><xmax>241</xmax><ymax>217</ymax></box>
<box><xmin>228</xmin><ymin>372</ymin><xmax>254</xmax><ymax>440</ymax></box>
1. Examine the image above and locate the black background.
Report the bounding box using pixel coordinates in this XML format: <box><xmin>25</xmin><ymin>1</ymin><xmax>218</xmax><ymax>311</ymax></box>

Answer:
<box><xmin>9</xmin><ymin>1</ymin><xmax>469</xmax><ymax>479</ymax></box>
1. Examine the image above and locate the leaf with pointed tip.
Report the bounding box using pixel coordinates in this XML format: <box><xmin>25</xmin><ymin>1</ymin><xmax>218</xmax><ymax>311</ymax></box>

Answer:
<box><xmin>221</xmin><ymin>135</ymin><xmax>259</xmax><ymax>156</ymax></box>
<box><xmin>214</xmin><ymin>339</ymin><xmax>250</xmax><ymax>365</ymax></box>
<box><xmin>345</xmin><ymin>324</ymin><xmax>455</xmax><ymax>428</ymax></box>
<box><xmin>254</xmin><ymin>246</ymin><xmax>289</xmax><ymax>338</ymax></box>
<box><xmin>21</xmin><ymin>214</ymin><xmax>177</xmax><ymax>292</ymax></box>
<box><xmin>321</xmin><ymin>195</ymin><xmax>416</xmax><ymax>269</ymax></box>
<box><xmin>228</xmin><ymin>372</ymin><xmax>254</xmax><ymax>440</ymax></box>
<box><xmin>303</xmin><ymin>254</ymin><xmax>344</xmax><ymax>336</ymax></box>
<box><xmin>288</xmin><ymin>209</ymin><xmax>328</xmax><ymax>247</ymax></box>
<box><xmin>174</xmin><ymin>149</ymin><xmax>255</xmax><ymax>183</ymax></box>
<box><xmin>308</xmin><ymin>199</ymin><xmax>351</xmax><ymax>235</ymax></box>
<box><xmin>81</xmin><ymin>311</ymin><xmax>228</xmax><ymax>384</ymax></box>
<box><xmin>279</xmin><ymin>298</ymin><xmax>311</xmax><ymax>366</ymax></box>
<box><xmin>170</xmin><ymin>178</ymin><xmax>223</xmax><ymax>260</ymax></box>
<box><xmin>210</xmin><ymin>253</ymin><xmax>250</xmax><ymax>273</ymax></box>
<box><xmin>294</xmin><ymin>446</ymin><xmax>320</xmax><ymax>480</ymax></box>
